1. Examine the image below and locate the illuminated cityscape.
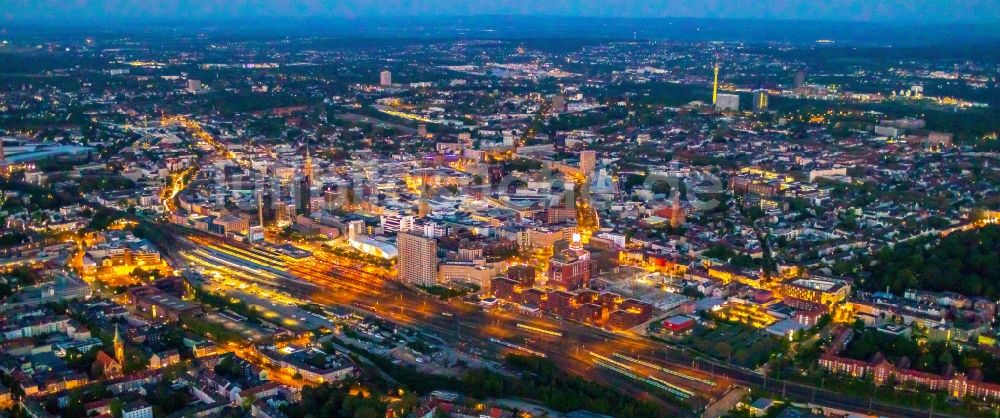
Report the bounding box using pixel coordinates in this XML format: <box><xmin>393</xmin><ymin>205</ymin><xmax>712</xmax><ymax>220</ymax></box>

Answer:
<box><xmin>1</xmin><ymin>2</ymin><xmax>1000</xmax><ymax>418</ymax></box>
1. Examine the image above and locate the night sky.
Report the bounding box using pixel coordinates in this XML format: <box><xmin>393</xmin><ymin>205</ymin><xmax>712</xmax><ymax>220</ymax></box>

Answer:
<box><xmin>5</xmin><ymin>0</ymin><xmax>999</xmax><ymax>23</ymax></box>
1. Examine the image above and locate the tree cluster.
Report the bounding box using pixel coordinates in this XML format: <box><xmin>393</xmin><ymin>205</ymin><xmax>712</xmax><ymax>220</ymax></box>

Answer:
<box><xmin>864</xmin><ymin>224</ymin><xmax>1000</xmax><ymax>297</ymax></box>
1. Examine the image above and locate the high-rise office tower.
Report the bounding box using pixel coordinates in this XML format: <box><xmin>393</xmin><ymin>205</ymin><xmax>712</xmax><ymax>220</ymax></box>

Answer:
<box><xmin>579</xmin><ymin>150</ymin><xmax>596</xmax><ymax>175</ymax></box>
<box><xmin>753</xmin><ymin>90</ymin><xmax>769</xmax><ymax>112</ymax></box>
<box><xmin>794</xmin><ymin>69</ymin><xmax>806</xmax><ymax>88</ymax></box>
<box><xmin>397</xmin><ymin>231</ymin><xmax>438</xmax><ymax>286</ymax></box>
<box><xmin>715</xmin><ymin>93</ymin><xmax>740</xmax><ymax>111</ymax></box>
<box><xmin>260</xmin><ymin>187</ymin><xmax>275</xmax><ymax>223</ymax></box>
<box><xmin>293</xmin><ymin>176</ymin><xmax>311</xmax><ymax>216</ymax></box>
<box><xmin>256</xmin><ymin>186</ymin><xmax>265</xmax><ymax>227</ymax></box>
<box><xmin>380</xmin><ymin>70</ymin><xmax>392</xmax><ymax>86</ymax></box>
<box><xmin>291</xmin><ymin>177</ymin><xmax>301</xmax><ymax>212</ymax></box>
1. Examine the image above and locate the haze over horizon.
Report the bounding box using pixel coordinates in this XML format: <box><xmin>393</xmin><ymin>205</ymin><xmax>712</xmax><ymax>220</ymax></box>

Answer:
<box><xmin>5</xmin><ymin>0</ymin><xmax>1000</xmax><ymax>24</ymax></box>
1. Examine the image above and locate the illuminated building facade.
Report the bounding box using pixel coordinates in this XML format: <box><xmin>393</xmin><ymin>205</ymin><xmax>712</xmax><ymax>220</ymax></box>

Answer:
<box><xmin>707</xmin><ymin>266</ymin><xmax>762</xmax><ymax>288</ymax></box>
<box><xmin>712</xmin><ymin>63</ymin><xmax>719</xmax><ymax>104</ymax></box>
<box><xmin>779</xmin><ymin>278</ymin><xmax>850</xmax><ymax>308</ymax></box>
<box><xmin>715</xmin><ymin>93</ymin><xmax>740</xmax><ymax>111</ymax></box>
<box><xmin>579</xmin><ymin>150</ymin><xmax>596</xmax><ymax>175</ymax></box>
<box><xmin>714</xmin><ymin>300</ymin><xmax>778</xmax><ymax>328</ymax></box>
<box><xmin>753</xmin><ymin>90</ymin><xmax>768</xmax><ymax>112</ymax></box>
<box><xmin>438</xmin><ymin>261</ymin><xmax>501</xmax><ymax>288</ymax></box>
<box><xmin>397</xmin><ymin>231</ymin><xmax>438</xmax><ymax>286</ymax></box>
<box><xmin>546</xmin><ymin>237</ymin><xmax>591</xmax><ymax>291</ymax></box>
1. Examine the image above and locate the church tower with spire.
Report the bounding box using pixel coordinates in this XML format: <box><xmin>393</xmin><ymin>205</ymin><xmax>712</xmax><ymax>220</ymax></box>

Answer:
<box><xmin>303</xmin><ymin>140</ymin><xmax>314</xmax><ymax>186</ymax></box>
<box><xmin>670</xmin><ymin>192</ymin><xmax>685</xmax><ymax>229</ymax></box>
<box><xmin>113</xmin><ymin>325</ymin><xmax>125</xmax><ymax>365</ymax></box>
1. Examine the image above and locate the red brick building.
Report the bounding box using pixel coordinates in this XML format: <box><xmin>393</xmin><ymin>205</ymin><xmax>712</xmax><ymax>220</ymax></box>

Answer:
<box><xmin>576</xmin><ymin>303</ymin><xmax>604</xmax><ymax>324</ymax></box>
<box><xmin>546</xmin><ymin>246</ymin><xmax>591</xmax><ymax>291</ymax></box>
<box><xmin>547</xmin><ymin>291</ymin><xmax>576</xmax><ymax>318</ymax></box>
<box><xmin>506</xmin><ymin>265</ymin><xmax>536</xmax><ymax>286</ymax></box>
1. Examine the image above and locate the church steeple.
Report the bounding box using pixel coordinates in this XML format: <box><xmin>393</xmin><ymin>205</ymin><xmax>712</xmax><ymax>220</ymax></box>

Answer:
<box><xmin>303</xmin><ymin>139</ymin><xmax>314</xmax><ymax>185</ymax></box>
<box><xmin>113</xmin><ymin>325</ymin><xmax>125</xmax><ymax>365</ymax></box>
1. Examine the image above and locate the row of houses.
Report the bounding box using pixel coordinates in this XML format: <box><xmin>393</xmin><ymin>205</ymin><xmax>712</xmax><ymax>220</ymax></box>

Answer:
<box><xmin>819</xmin><ymin>328</ymin><xmax>1000</xmax><ymax>400</ymax></box>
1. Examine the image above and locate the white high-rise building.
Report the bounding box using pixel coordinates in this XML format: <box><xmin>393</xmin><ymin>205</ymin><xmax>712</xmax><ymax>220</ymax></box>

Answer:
<box><xmin>347</xmin><ymin>220</ymin><xmax>366</xmax><ymax>240</ymax></box>
<box><xmin>422</xmin><ymin>221</ymin><xmax>446</xmax><ymax>238</ymax></box>
<box><xmin>579</xmin><ymin>150</ymin><xmax>596</xmax><ymax>175</ymax></box>
<box><xmin>397</xmin><ymin>231</ymin><xmax>437</xmax><ymax>286</ymax></box>
<box><xmin>715</xmin><ymin>93</ymin><xmax>740</xmax><ymax>111</ymax></box>
<box><xmin>379</xmin><ymin>70</ymin><xmax>392</xmax><ymax>86</ymax></box>
<box><xmin>380</xmin><ymin>213</ymin><xmax>415</xmax><ymax>233</ymax></box>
